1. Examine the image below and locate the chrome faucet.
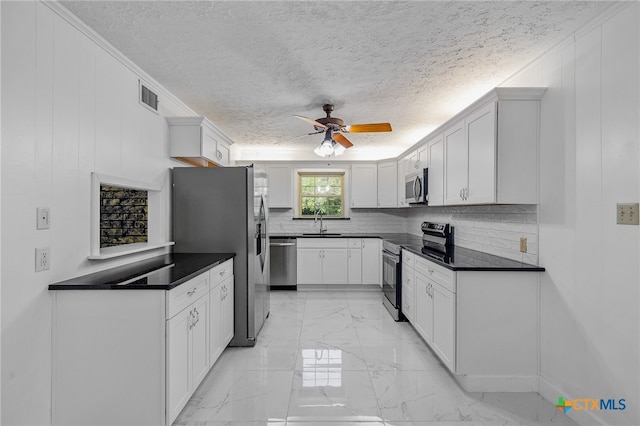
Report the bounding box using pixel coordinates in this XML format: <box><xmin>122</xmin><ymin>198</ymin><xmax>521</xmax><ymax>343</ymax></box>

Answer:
<box><xmin>314</xmin><ymin>210</ymin><xmax>327</xmax><ymax>234</ymax></box>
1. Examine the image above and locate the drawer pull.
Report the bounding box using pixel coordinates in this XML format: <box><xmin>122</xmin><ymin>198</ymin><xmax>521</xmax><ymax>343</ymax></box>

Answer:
<box><xmin>187</xmin><ymin>287</ymin><xmax>198</xmax><ymax>296</ymax></box>
<box><xmin>219</xmin><ymin>270</ymin><xmax>225</xmax><ymax>276</ymax></box>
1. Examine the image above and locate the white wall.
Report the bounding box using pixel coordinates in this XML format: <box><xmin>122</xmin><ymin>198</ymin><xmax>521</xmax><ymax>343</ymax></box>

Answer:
<box><xmin>1</xmin><ymin>2</ymin><xmax>194</xmax><ymax>424</ymax></box>
<box><xmin>503</xmin><ymin>3</ymin><xmax>639</xmax><ymax>425</ymax></box>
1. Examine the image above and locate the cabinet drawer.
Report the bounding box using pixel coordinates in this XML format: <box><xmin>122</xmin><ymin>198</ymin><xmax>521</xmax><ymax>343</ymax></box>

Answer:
<box><xmin>166</xmin><ymin>273</ymin><xmax>209</xmax><ymax>319</ymax></box>
<box><xmin>402</xmin><ymin>249</ymin><xmax>415</xmax><ymax>268</ymax></box>
<box><xmin>348</xmin><ymin>238</ymin><xmax>362</xmax><ymax>248</ymax></box>
<box><xmin>297</xmin><ymin>238</ymin><xmax>348</xmax><ymax>248</ymax></box>
<box><xmin>415</xmin><ymin>257</ymin><xmax>455</xmax><ymax>292</ymax></box>
<box><xmin>210</xmin><ymin>259</ymin><xmax>233</xmax><ymax>285</ymax></box>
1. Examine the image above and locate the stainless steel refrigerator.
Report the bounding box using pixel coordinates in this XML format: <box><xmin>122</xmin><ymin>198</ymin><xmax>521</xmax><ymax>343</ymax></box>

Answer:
<box><xmin>172</xmin><ymin>165</ymin><xmax>270</xmax><ymax>347</ymax></box>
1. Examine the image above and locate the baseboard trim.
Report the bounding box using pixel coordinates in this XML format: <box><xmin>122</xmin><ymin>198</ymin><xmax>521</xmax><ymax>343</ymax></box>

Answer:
<box><xmin>455</xmin><ymin>374</ymin><xmax>540</xmax><ymax>392</ymax></box>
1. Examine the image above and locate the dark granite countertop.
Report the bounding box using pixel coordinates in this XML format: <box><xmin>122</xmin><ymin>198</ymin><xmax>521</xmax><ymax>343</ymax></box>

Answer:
<box><xmin>270</xmin><ymin>233</ymin><xmax>381</xmax><ymax>239</ymax></box>
<box><xmin>270</xmin><ymin>232</ymin><xmax>543</xmax><ymax>272</ymax></box>
<box><xmin>48</xmin><ymin>253</ymin><xmax>235</xmax><ymax>290</ymax></box>
<box><xmin>402</xmin><ymin>245</ymin><xmax>545</xmax><ymax>272</ymax></box>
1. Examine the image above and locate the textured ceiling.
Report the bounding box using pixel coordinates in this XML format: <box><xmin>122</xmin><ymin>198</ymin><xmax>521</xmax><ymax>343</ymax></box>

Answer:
<box><xmin>61</xmin><ymin>1</ymin><xmax>610</xmax><ymax>160</ymax></box>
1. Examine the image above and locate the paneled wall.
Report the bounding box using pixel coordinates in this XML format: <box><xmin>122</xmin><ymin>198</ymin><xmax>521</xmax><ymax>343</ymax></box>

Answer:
<box><xmin>502</xmin><ymin>3</ymin><xmax>639</xmax><ymax>425</ymax></box>
<box><xmin>1</xmin><ymin>2</ymin><xmax>193</xmax><ymax>424</ymax></box>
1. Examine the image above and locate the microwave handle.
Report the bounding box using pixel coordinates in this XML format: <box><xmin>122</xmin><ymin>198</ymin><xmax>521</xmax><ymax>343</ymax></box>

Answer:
<box><xmin>414</xmin><ymin>176</ymin><xmax>422</xmax><ymax>200</ymax></box>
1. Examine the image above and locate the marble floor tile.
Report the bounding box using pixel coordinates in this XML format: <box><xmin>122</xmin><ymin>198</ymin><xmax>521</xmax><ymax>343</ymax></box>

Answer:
<box><xmin>353</xmin><ymin>317</ymin><xmax>422</xmax><ymax>341</ymax></box>
<box><xmin>215</xmin><ymin>339</ymin><xmax>299</xmax><ymax>371</ymax></box>
<box><xmin>174</xmin><ymin>422</ymin><xmax>286</xmax><ymax>426</ymax></box>
<box><xmin>176</xmin><ymin>290</ymin><xmax>577</xmax><ymax>426</ymax></box>
<box><xmin>257</xmin><ymin>317</ymin><xmax>302</xmax><ymax>342</ymax></box>
<box><xmin>296</xmin><ymin>339</ymin><xmax>369</xmax><ymax>372</ymax></box>
<box><xmin>176</xmin><ymin>370</ymin><xmax>293</xmax><ymax>423</ymax></box>
<box><xmin>300</xmin><ymin>317</ymin><xmax>360</xmax><ymax>341</ymax></box>
<box><xmin>287</xmin><ymin>370</ymin><xmax>382</xmax><ymax>422</ymax></box>
<box><xmin>359</xmin><ymin>338</ymin><xmax>446</xmax><ymax>372</ymax></box>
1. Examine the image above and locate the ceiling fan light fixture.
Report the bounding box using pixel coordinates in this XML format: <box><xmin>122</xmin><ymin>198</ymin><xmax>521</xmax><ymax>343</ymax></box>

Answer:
<box><xmin>333</xmin><ymin>143</ymin><xmax>346</xmax><ymax>156</ymax></box>
<box><xmin>315</xmin><ymin>140</ymin><xmax>334</xmax><ymax>157</ymax></box>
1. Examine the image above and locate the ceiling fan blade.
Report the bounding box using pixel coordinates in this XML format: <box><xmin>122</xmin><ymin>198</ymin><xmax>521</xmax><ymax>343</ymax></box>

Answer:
<box><xmin>345</xmin><ymin>123</ymin><xmax>392</xmax><ymax>133</ymax></box>
<box><xmin>294</xmin><ymin>115</ymin><xmax>327</xmax><ymax>129</ymax></box>
<box><xmin>288</xmin><ymin>130</ymin><xmax>324</xmax><ymax>140</ymax></box>
<box><xmin>333</xmin><ymin>132</ymin><xmax>353</xmax><ymax>148</ymax></box>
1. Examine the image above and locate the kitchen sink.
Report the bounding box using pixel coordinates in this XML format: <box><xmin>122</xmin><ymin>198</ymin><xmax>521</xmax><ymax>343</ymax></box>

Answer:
<box><xmin>301</xmin><ymin>233</ymin><xmax>342</xmax><ymax>236</ymax></box>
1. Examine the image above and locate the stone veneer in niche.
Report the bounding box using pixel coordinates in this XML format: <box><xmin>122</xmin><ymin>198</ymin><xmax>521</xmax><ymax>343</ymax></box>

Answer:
<box><xmin>100</xmin><ymin>185</ymin><xmax>148</xmax><ymax>248</ymax></box>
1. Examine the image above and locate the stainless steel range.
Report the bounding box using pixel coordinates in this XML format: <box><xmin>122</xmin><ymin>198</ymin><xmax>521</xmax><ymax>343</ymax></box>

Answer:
<box><xmin>382</xmin><ymin>222</ymin><xmax>453</xmax><ymax>321</ymax></box>
<box><xmin>382</xmin><ymin>239</ymin><xmax>403</xmax><ymax>321</ymax></box>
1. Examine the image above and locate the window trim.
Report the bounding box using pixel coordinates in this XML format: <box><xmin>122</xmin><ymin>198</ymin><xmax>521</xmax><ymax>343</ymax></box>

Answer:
<box><xmin>297</xmin><ymin>171</ymin><xmax>345</xmax><ymax>218</ymax></box>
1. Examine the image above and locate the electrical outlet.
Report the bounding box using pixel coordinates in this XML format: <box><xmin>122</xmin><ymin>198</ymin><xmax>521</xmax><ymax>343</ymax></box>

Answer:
<box><xmin>520</xmin><ymin>237</ymin><xmax>528</xmax><ymax>253</ymax></box>
<box><xmin>35</xmin><ymin>247</ymin><xmax>50</xmax><ymax>272</ymax></box>
<box><xmin>36</xmin><ymin>207</ymin><xmax>50</xmax><ymax>230</ymax></box>
<box><xmin>617</xmin><ymin>203</ymin><xmax>639</xmax><ymax>225</ymax></box>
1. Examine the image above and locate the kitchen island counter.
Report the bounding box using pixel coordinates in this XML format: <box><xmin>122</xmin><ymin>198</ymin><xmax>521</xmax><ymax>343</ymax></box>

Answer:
<box><xmin>48</xmin><ymin>253</ymin><xmax>235</xmax><ymax>290</ymax></box>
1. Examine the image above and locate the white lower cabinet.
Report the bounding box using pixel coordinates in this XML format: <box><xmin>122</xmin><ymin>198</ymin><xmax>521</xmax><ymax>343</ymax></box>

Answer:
<box><xmin>297</xmin><ymin>248</ymin><xmax>325</xmax><ymax>284</ymax></box>
<box><xmin>361</xmin><ymin>238</ymin><xmax>381</xmax><ymax>285</ymax></box>
<box><xmin>167</xmin><ymin>291</ymin><xmax>209</xmax><ymax>424</ymax></box>
<box><xmin>220</xmin><ymin>275</ymin><xmax>235</xmax><ymax>346</ymax></box>
<box><xmin>51</xmin><ymin>260</ymin><xmax>235</xmax><ymax>426</ymax></box>
<box><xmin>405</xmin><ymin>251</ymin><xmax>541</xmax><ymax>392</ymax></box>
<box><xmin>297</xmin><ymin>238</ymin><xmax>380</xmax><ymax>285</ymax></box>
<box><xmin>347</xmin><ymin>248</ymin><xmax>362</xmax><ymax>284</ymax></box>
<box><xmin>297</xmin><ymin>239</ymin><xmax>348</xmax><ymax>284</ymax></box>
<box><xmin>166</xmin><ymin>306</ymin><xmax>192</xmax><ymax>424</ymax></box>
<box><xmin>209</xmin><ymin>260</ymin><xmax>234</xmax><ymax>365</ymax></box>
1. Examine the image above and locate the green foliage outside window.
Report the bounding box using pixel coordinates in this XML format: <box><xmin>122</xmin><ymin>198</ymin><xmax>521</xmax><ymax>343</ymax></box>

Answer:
<box><xmin>299</xmin><ymin>173</ymin><xmax>344</xmax><ymax>217</ymax></box>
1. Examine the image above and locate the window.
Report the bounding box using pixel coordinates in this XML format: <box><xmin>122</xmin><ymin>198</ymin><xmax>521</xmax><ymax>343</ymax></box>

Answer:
<box><xmin>298</xmin><ymin>172</ymin><xmax>345</xmax><ymax>217</ymax></box>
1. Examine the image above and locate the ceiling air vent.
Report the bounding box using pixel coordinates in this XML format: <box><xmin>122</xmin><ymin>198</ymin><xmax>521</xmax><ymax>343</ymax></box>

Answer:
<box><xmin>139</xmin><ymin>80</ymin><xmax>158</xmax><ymax>113</ymax></box>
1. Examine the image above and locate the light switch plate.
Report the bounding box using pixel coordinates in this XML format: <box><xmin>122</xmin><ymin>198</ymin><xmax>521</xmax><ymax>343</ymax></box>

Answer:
<box><xmin>617</xmin><ymin>203</ymin><xmax>639</xmax><ymax>225</ymax></box>
<box><xmin>36</xmin><ymin>207</ymin><xmax>50</xmax><ymax>229</ymax></box>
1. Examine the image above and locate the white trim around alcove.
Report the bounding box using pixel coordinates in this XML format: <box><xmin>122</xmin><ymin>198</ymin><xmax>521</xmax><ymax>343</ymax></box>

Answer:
<box><xmin>89</xmin><ymin>173</ymin><xmax>174</xmax><ymax>260</ymax></box>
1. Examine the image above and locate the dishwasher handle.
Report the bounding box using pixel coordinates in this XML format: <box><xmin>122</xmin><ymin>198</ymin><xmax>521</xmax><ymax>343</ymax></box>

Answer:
<box><xmin>270</xmin><ymin>242</ymin><xmax>296</xmax><ymax>247</ymax></box>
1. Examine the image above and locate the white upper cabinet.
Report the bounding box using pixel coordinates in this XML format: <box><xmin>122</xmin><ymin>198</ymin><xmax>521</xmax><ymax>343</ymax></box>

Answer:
<box><xmin>426</xmin><ymin>133</ymin><xmax>444</xmax><ymax>206</ymax></box>
<box><xmin>167</xmin><ymin>116</ymin><xmax>233</xmax><ymax>167</ymax></box>
<box><xmin>416</xmin><ymin>145</ymin><xmax>428</xmax><ymax>170</ymax></box>
<box><xmin>444</xmin><ymin>121</ymin><xmax>467</xmax><ymax>204</ymax></box>
<box><xmin>443</xmin><ymin>88</ymin><xmax>545</xmax><ymax>205</ymax></box>
<box><xmin>377</xmin><ymin>161</ymin><xmax>398</xmax><ymax>207</ymax></box>
<box><xmin>350</xmin><ymin>164</ymin><xmax>378</xmax><ymax>208</ymax></box>
<box><xmin>266</xmin><ymin>165</ymin><xmax>293</xmax><ymax>208</ymax></box>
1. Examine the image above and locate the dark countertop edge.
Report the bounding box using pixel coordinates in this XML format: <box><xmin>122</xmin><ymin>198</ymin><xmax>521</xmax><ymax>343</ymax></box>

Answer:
<box><xmin>270</xmin><ymin>232</ymin><xmax>544</xmax><ymax>272</ymax></box>
<box><xmin>401</xmin><ymin>245</ymin><xmax>545</xmax><ymax>272</ymax></box>
<box><xmin>48</xmin><ymin>253</ymin><xmax>235</xmax><ymax>290</ymax></box>
<box><xmin>292</xmin><ymin>217</ymin><xmax>351</xmax><ymax>221</ymax></box>
<box><xmin>270</xmin><ymin>233</ymin><xmax>383</xmax><ymax>238</ymax></box>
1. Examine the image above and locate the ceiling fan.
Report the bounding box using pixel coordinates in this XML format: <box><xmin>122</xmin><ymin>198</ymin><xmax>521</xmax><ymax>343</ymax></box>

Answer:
<box><xmin>294</xmin><ymin>104</ymin><xmax>392</xmax><ymax>157</ymax></box>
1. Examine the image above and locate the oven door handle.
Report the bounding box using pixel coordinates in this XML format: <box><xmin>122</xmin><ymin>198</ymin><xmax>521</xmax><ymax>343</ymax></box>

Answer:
<box><xmin>382</xmin><ymin>250</ymin><xmax>400</xmax><ymax>263</ymax></box>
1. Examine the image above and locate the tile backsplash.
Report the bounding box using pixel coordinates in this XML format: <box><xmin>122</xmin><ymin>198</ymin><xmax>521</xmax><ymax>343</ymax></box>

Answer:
<box><xmin>405</xmin><ymin>204</ymin><xmax>538</xmax><ymax>264</ymax></box>
<box><xmin>268</xmin><ymin>208</ymin><xmax>407</xmax><ymax>235</ymax></box>
<box><xmin>269</xmin><ymin>204</ymin><xmax>538</xmax><ymax>264</ymax></box>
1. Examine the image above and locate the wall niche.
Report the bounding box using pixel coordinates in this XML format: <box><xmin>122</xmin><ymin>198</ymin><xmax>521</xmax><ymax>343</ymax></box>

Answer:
<box><xmin>90</xmin><ymin>173</ymin><xmax>173</xmax><ymax>259</ymax></box>
<box><xmin>100</xmin><ymin>185</ymin><xmax>148</xmax><ymax>248</ymax></box>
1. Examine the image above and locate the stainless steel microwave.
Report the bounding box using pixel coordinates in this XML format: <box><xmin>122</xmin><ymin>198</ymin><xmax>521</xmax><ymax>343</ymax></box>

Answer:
<box><xmin>405</xmin><ymin>168</ymin><xmax>428</xmax><ymax>204</ymax></box>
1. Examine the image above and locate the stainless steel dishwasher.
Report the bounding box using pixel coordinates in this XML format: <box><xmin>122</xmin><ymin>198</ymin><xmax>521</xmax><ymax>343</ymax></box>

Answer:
<box><xmin>269</xmin><ymin>237</ymin><xmax>297</xmax><ymax>289</ymax></box>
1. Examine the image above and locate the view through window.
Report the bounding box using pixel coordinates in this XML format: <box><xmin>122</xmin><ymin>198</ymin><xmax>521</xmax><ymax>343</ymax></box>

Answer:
<box><xmin>298</xmin><ymin>172</ymin><xmax>345</xmax><ymax>218</ymax></box>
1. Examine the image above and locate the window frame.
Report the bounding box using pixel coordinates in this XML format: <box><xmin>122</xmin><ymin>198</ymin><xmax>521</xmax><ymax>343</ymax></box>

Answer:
<box><xmin>297</xmin><ymin>171</ymin><xmax>345</xmax><ymax>218</ymax></box>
